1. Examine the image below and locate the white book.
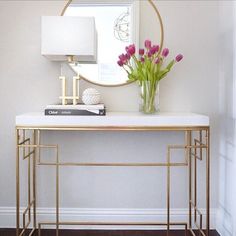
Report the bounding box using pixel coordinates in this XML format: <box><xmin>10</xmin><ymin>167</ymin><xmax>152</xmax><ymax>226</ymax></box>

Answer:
<box><xmin>46</xmin><ymin>103</ymin><xmax>105</xmax><ymax>110</ymax></box>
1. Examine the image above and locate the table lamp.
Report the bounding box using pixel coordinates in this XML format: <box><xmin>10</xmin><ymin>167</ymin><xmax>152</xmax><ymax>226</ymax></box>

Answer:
<box><xmin>41</xmin><ymin>16</ymin><xmax>97</xmax><ymax>105</ymax></box>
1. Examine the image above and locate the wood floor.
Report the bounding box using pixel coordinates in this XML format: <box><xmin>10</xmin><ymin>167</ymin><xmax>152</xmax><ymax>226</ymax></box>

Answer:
<box><xmin>0</xmin><ymin>229</ymin><xmax>220</xmax><ymax>236</ymax></box>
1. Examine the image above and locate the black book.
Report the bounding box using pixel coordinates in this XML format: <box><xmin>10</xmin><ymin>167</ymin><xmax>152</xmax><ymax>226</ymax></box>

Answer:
<box><xmin>45</xmin><ymin>109</ymin><xmax>106</xmax><ymax>116</ymax></box>
<box><xmin>46</xmin><ymin>103</ymin><xmax>105</xmax><ymax>110</ymax></box>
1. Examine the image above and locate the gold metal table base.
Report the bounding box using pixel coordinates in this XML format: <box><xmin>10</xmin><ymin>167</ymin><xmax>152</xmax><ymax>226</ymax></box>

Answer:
<box><xmin>16</xmin><ymin>126</ymin><xmax>210</xmax><ymax>236</ymax></box>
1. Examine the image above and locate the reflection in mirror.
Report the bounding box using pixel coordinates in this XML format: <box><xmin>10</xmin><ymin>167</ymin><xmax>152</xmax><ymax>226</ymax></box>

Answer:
<box><xmin>64</xmin><ymin>0</ymin><xmax>139</xmax><ymax>86</ymax></box>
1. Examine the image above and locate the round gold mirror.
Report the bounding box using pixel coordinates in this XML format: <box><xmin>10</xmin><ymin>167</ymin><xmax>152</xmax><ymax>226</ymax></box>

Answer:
<box><xmin>62</xmin><ymin>0</ymin><xmax>164</xmax><ymax>87</ymax></box>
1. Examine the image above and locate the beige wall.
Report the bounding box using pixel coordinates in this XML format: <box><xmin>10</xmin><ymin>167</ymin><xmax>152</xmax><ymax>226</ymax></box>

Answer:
<box><xmin>0</xmin><ymin>0</ymin><xmax>220</xmax><ymax>228</ymax></box>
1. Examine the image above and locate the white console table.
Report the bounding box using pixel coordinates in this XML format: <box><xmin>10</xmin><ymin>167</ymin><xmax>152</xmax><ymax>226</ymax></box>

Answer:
<box><xmin>15</xmin><ymin>112</ymin><xmax>210</xmax><ymax>236</ymax></box>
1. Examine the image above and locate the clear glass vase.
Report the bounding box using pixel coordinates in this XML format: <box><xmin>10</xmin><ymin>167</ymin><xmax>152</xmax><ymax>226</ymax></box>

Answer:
<box><xmin>140</xmin><ymin>80</ymin><xmax>159</xmax><ymax>114</ymax></box>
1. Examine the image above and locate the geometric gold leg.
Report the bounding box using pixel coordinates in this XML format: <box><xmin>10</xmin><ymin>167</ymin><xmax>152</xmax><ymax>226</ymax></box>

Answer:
<box><xmin>188</xmin><ymin>130</ymin><xmax>192</xmax><ymax>231</ymax></box>
<box><xmin>167</xmin><ymin>146</ymin><xmax>170</xmax><ymax>236</ymax></box>
<box><xmin>206</xmin><ymin>128</ymin><xmax>210</xmax><ymax>236</ymax></box>
<box><xmin>16</xmin><ymin>128</ymin><xmax>20</xmax><ymax>236</ymax></box>
<box><xmin>16</xmin><ymin>128</ymin><xmax>37</xmax><ymax>236</ymax></box>
<box><xmin>188</xmin><ymin>128</ymin><xmax>210</xmax><ymax>236</ymax></box>
<box><xmin>56</xmin><ymin>145</ymin><xmax>59</xmax><ymax>236</ymax></box>
<box><xmin>33</xmin><ymin>130</ymin><xmax>37</xmax><ymax>230</ymax></box>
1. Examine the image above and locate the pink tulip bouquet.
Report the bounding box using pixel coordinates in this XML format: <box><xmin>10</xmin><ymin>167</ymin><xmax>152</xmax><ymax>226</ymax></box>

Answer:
<box><xmin>117</xmin><ymin>39</ymin><xmax>183</xmax><ymax>113</ymax></box>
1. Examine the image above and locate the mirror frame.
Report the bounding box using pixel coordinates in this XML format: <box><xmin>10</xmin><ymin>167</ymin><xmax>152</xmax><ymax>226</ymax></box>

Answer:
<box><xmin>61</xmin><ymin>0</ymin><xmax>164</xmax><ymax>87</ymax></box>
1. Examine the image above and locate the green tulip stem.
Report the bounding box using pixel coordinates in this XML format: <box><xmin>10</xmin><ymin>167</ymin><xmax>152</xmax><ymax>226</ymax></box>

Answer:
<box><xmin>141</xmin><ymin>80</ymin><xmax>158</xmax><ymax>113</ymax></box>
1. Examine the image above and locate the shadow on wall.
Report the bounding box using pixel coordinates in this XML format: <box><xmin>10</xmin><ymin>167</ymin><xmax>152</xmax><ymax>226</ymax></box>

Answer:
<box><xmin>218</xmin><ymin>122</ymin><xmax>235</xmax><ymax>235</ymax></box>
<box><xmin>217</xmin><ymin>2</ymin><xmax>236</xmax><ymax>234</ymax></box>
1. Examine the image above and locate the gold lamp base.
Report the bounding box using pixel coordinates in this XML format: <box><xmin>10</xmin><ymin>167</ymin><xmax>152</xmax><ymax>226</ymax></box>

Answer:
<box><xmin>59</xmin><ymin>75</ymin><xmax>80</xmax><ymax>105</ymax></box>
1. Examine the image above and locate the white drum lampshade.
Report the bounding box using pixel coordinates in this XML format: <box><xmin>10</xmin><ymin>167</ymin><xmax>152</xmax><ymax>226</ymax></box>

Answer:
<box><xmin>41</xmin><ymin>16</ymin><xmax>97</xmax><ymax>62</ymax></box>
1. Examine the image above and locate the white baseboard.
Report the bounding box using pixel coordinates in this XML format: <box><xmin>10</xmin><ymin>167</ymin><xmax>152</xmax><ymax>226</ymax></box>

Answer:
<box><xmin>0</xmin><ymin>207</ymin><xmax>216</xmax><ymax>230</ymax></box>
<box><xmin>216</xmin><ymin>207</ymin><xmax>233</xmax><ymax>236</ymax></box>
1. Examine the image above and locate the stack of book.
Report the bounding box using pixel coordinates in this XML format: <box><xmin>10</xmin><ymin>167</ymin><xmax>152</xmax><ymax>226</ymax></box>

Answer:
<box><xmin>45</xmin><ymin>104</ymin><xmax>106</xmax><ymax>116</ymax></box>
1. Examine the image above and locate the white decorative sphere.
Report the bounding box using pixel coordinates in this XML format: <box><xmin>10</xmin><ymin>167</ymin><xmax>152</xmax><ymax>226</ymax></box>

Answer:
<box><xmin>82</xmin><ymin>88</ymin><xmax>101</xmax><ymax>105</ymax></box>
